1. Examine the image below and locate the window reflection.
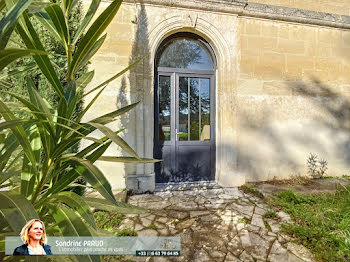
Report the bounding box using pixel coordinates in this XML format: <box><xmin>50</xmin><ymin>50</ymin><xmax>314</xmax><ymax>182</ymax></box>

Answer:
<box><xmin>200</xmin><ymin>78</ymin><xmax>210</xmax><ymax>141</ymax></box>
<box><xmin>179</xmin><ymin>77</ymin><xmax>189</xmax><ymax>141</ymax></box>
<box><xmin>159</xmin><ymin>39</ymin><xmax>212</xmax><ymax>70</ymax></box>
<box><xmin>178</xmin><ymin>77</ymin><xmax>210</xmax><ymax>141</ymax></box>
<box><xmin>158</xmin><ymin>76</ymin><xmax>171</xmax><ymax>141</ymax></box>
<box><xmin>190</xmin><ymin>78</ymin><xmax>200</xmax><ymax>140</ymax></box>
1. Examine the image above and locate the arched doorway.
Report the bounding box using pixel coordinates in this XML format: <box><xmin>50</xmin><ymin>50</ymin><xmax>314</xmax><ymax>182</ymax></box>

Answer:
<box><xmin>154</xmin><ymin>32</ymin><xmax>216</xmax><ymax>183</ymax></box>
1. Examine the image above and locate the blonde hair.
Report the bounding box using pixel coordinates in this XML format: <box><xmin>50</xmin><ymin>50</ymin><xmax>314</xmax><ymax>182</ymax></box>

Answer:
<box><xmin>20</xmin><ymin>219</ymin><xmax>47</xmax><ymax>245</ymax></box>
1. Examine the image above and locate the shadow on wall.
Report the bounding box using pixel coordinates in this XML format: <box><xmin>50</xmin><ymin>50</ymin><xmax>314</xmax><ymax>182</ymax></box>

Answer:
<box><xmin>234</xmin><ymin>31</ymin><xmax>350</xmax><ymax>182</ymax></box>
<box><xmin>116</xmin><ymin>9</ymin><xmax>350</xmax><ymax>184</ymax></box>
<box><xmin>116</xmin><ymin>3</ymin><xmax>152</xmax><ymax>181</ymax></box>
<box><xmin>235</xmin><ymin>77</ymin><xmax>350</xmax><ymax>182</ymax></box>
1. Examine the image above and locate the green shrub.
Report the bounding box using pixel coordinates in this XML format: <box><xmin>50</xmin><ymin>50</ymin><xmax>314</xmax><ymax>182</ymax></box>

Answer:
<box><xmin>0</xmin><ymin>1</ymin><xmax>156</xmax><ymax>261</ymax></box>
<box><xmin>307</xmin><ymin>153</ymin><xmax>328</xmax><ymax>178</ymax></box>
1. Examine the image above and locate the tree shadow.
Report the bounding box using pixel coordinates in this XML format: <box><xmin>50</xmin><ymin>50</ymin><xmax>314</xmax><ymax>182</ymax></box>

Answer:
<box><xmin>233</xmin><ymin>29</ymin><xmax>350</xmax><ymax>182</ymax></box>
<box><xmin>235</xmin><ymin>77</ymin><xmax>350</xmax><ymax>182</ymax></box>
<box><xmin>115</xmin><ymin>7</ymin><xmax>350</xmax><ymax>186</ymax></box>
<box><xmin>115</xmin><ymin>3</ymin><xmax>153</xmax><ymax>186</ymax></box>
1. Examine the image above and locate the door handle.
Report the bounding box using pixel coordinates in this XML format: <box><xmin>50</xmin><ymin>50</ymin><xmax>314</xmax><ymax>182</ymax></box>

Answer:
<box><xmin>175</xmin><ymin>129</ymin><xmax>183</xmax><ymax>135</ymax></box>
<box><xmin>175</xmin><ymin>129</ymin><xmax>183</xmax><ymax>141</ymax></box>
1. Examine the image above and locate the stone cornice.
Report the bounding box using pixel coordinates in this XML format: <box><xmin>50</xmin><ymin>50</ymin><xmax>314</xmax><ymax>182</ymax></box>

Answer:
<box><xmin>245</xmin><ymin>2</ymin><xmax>350</xmax><ymax>30</ymax></box>
<box><xmin>122</xmin><ymin>0</ymin><xmax>350</xmax><ymax>30</ymax></box>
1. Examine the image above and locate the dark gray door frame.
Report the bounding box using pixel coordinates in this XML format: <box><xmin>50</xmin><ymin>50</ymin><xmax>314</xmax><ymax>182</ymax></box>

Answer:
<box><xmin>155</xmin><ymin>67</ymin><xmax>216</xmax><ymax>182</ymax></box>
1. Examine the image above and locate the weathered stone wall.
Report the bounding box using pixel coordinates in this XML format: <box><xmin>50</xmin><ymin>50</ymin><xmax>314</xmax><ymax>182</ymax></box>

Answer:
<box><xmin>83</xmin><ymin>0</ymin><xmax>350</xmax><ymax>190</ymax></box>
<box><xmin>237</xmin><ymin>17</ymin><xmax>350</xmax><ymax>181</ymax></box>
<box><xmin>251</xmin><ymin>0</ymin><xmax>350</xmax><ymax>16</ymax></box>
<box><xmin>83</xmin><ymin>1</ymin><xmax>241</xmax><ymax>189</ymax></box>
<box><xmin>82</xmin><ymin>1</ymin><xmax>138</xmax><ymax>189</ymax></box>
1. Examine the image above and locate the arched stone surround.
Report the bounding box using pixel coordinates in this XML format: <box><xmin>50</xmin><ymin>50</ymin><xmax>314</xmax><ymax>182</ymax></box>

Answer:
<box><xmin>125</xmin><ymin>5</ymin><xmax>242</xmax><ymax>192</ymax></box>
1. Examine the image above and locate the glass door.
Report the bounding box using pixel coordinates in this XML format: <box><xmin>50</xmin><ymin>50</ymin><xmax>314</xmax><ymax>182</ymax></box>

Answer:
<box><xmin>155</xmin><ymin>72</ymin><xmax>215</xmax><ymax>183</ymax></box>
<box><xmin>174</xmin><ymin>75</ymin><xmax>213</xmax><ymax>182</ymax></box>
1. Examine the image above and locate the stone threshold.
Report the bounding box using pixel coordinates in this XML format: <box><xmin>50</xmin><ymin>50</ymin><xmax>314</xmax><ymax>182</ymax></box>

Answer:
<box><xmin>155</xmin><ymin>181</ymin><xmax>221</xmax><ymax>192</ymax></box>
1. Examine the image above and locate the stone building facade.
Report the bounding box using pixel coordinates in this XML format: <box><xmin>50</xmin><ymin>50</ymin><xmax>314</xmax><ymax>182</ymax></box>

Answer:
<box><xmin>83</xmin><ymin>0</ymin><xmax>350</xmax><ymax>192</ymax></box>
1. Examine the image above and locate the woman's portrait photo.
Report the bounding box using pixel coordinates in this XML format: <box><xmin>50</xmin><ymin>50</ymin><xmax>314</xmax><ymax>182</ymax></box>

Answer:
<box><xmin>13</xmin><ymin>219</ymin><xmax>52</xmax><ymax>255</ymax></box>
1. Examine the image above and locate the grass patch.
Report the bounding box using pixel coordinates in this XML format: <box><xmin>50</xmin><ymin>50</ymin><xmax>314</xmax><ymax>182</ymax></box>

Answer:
<box><xmin>342</xmin><ymin>174</ymin><xmax>350</xmax><ymax>180</ymax></box>
<box><xmin>269</xmin><ymin>188</ymin><xmax>350</xmax><ymax>262</ymax></box>
<box><xmin>239</xmin><ymin>184</ymin><xmax>264</xmax><ymax>199</ymax></box>
<box><xmin>95</xmin><ymin>211</ymin><xmax>136</xmax><ymax>262</ymax></box>
<box><xmin>267</xmin><ymin>174</ymin><xmax>313</xmax><ymax>186</ymax></box>
<box><xmin>94</xmin><ymin>211</ymin><xmax>137</xmax><ymax>236</ymax></box>
<box><xmin>94</xmin><ymin>211</ymin><xmax>124</xmax><ymax>232</ymax></box>
<box><xmin>262</xmin><ymin>211</ymin><xmax>279</xmax><ymax>232</ymax></box>
<box><xmin>115</xmin><ymin>228</ymin><xmax>137</xmax><ymax>237</ymax></box>
<box><xmin>263</xmin><ymin>211</ymin><xmax>279</xmax><ymax>220</ymax></box>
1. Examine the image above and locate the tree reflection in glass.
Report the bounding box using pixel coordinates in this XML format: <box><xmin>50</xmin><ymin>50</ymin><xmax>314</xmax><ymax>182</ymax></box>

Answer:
<box><xmin>158</xmin><ymin>39</ymin><xmax>212</xmax><ymax>70</ymax></box>
<box><xmin>179</xmin><ymin>77</ymin><xmax>210</xmax><ymax>141</ymax></box>
<box><xmin>179</xmin><ymin>77</ymin><xmax>189</xmax><ymax>140</ymax></box>
<box><xmin>158</xmin><ymin>76</ymin><xmax>171</xmax><ymax>141</ymax></box>
<box><xmin>200</xmin><ymin>78</ymin><xmax>210</xmax><ymax>141</ymax></box>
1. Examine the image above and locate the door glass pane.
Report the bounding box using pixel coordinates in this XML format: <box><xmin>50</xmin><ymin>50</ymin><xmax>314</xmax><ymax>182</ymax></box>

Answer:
<box><xmin>158</xmin><ymin>76</ymin><xmax>171</xmax><ymax>141</ymax></box>
<box><xmin>178</xmin><ymin>77</ymin><xmax>210</xmax><ymax>141</ymax></box>
<box><xmin>200</xmin><ymin>78</ymin><xmax>210</xmax><ymax>141</ymax></box>
<box><xmin>190</xmin><ymin>78</ymin><xmax>200</xmax><ymax>140</ymax></box>
<box><xmin>179</xmin><ymin>77</ymin><xmax>188</xmax><ymax>141</ymax></box>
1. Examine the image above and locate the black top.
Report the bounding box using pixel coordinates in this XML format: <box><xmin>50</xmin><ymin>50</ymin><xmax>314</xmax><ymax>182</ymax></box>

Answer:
<box><xmin>13</xmin><ymin>244</ymin><xmax>52</xmax><ymax>255</ymax></box>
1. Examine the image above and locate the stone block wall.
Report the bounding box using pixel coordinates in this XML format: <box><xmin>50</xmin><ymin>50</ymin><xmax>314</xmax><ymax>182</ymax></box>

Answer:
<box><xmin>237</xmin><ymin>17</ymin><xmax>350</xmax><ymax>181</ymax></box>
<box><xmin>82</xmin><ymin>0</ymin><xmax>350</xmax><ymax>190</ymax></box>
<box><xmin>239</xmin><ymin>18</ymin><xmax>350</xmax><ymax>93</ymax></box>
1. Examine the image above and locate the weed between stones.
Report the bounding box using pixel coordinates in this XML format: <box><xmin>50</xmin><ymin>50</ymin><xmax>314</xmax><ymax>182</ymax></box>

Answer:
<box><xmin>149</xmin><ymin>223</ymin><xmax>157</xmax><ymax>230</ymax></box>
<box><xmin>239</xmin><ymin>184</ymin><xmax>264</xmax><ymax>199</ymax></box>
<box><xmin>263</xmin><ymin>211</ymin><xmax>279</xmax><ymax>220</ymax></box>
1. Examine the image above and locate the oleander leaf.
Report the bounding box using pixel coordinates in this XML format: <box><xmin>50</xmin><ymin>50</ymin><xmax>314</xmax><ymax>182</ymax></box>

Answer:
<box><xmin>70</xmin><ymin>0</ymin><xmax>122</xmax><ymax>78</ymax></box>
<box><xmin>16</xmin><ymin>13</ymin><xmax>65</xmax><ymax>100</ymax></box>
<box><xmin>49</xmin><ymin>205</ymin><xmax>99</xmax><ymax>262</ymax></box>
<box><xmin>88</xmin><ymin>121</ymin><xmax>140</xmax><ymax>159</ymax></box>
<box><xmin>0</xmin><ymin>192</ymin><xmax>38</xmax><ymax>234</ymax></box>
<box><xmin>72</xmin><ymin>0</ymin><xmax>101</xmax><ymax>45</ymax></box>
<box><xmin>50</xmin><ymin>191</ymin><xmax>96</xmax><ymax>229</ymax></box>
<box><xmin>0</xmin><ymin>48</ymin><xmax>45</xmax><ymax>71</ymax></box>
<box><xmin>44</xmin><ymin>4</ymin><xmax>69</xmax><ymax>48</ymax></box>
<box><xmin>99</xmin><ymin>156</ymin><xmax>161</xmax><ymax>163</ymax></box>
<box><xmin>0</xmin><ymin>0</ymin><xmax>34</xmax><ymax>49</ymax></box>
<box><xmin>67</xmin><ymin>156</ymin><xmax>117</xmax><ymax>205</ymax></box>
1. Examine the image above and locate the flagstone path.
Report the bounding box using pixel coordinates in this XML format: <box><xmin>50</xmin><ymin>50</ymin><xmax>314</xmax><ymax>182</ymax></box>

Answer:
<box><xmin>120</xmin><ymin>187</ymin><xmax>315</xmax><ymax>262</ymax></box>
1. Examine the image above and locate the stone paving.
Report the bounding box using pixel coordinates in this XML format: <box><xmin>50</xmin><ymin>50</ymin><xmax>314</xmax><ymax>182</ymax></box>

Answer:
<box><xmin>120</xmin><ymin>187</ymin><xmax>315</xmax><ymax>262</ymax></box>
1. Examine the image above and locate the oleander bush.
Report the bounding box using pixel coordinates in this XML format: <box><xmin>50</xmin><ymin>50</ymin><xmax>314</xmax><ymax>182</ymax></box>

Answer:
<box><xmin>0</xmin><ymin>1</ymin><xmax>157</xmax><ymax>261</ymax></box>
